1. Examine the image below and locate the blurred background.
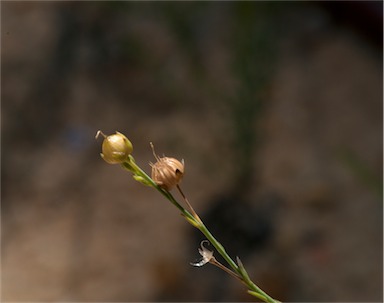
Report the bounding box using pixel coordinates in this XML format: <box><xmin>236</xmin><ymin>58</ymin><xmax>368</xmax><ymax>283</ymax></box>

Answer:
<box><xmin>1</xmin><ymin>1</ymin><xmax>382</xmax><ymax>302</ymax></box>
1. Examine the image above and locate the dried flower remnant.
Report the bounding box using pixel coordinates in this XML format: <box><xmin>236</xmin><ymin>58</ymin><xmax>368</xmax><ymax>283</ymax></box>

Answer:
<box><xmin>191</xmin><ymin>240</ymin><xmax>243</xmax><ymax>283</ymax></box>
<box><xmin>150</xmin><ymin>142</ymin><xmax>184</xmax><ymax>191</ymax></box>
<box><xmin>190</xmin><ymin>240</ymin><xmax>214</xmax><ymax>267</ymax></box>
<box><xmin>95</xmin><ymin>130</ymin><xmax>133</xmax><ymax>164</ymax></box>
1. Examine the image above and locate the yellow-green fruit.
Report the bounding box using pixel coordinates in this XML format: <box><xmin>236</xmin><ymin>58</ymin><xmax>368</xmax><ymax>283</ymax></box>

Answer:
<box><xmin>101</xmin><ymin>132</ymin><xmax>133</xmax><ymax>164</ymax></box>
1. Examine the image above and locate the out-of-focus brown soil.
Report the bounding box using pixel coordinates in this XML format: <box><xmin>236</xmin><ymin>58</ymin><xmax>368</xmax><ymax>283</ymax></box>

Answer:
<box><xmin>2</xmin><ymin>2</ymin><xmax>382</xmax><ymax>302</ymax></box>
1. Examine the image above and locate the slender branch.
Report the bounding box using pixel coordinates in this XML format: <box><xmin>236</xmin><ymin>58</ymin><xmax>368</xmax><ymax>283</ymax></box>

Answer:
<box><xmin>120</xmin><ymin>156</ymin><xmax>280</xmax><ymax>303</ymax></box>
<box><xmin>176</xmin><ymin>184</ymin><xmax>202</xmax><ymax>222</ymax></box>
<box><xmin>209</xmin><ymin>257</ymin><xmax>243</xmax><ymax>282</ymax></box>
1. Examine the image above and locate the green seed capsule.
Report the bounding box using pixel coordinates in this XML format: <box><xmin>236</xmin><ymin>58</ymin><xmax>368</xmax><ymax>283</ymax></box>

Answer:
<box><xmin>96</xmin><ymin>130</ymin><xmax>133</xmax><ymax>164</ymax></box>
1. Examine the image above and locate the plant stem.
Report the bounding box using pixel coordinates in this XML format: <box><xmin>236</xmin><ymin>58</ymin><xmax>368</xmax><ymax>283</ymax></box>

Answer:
<box><xmin>196</xmin><ymin>220</ymin><xmax>240</xmax><ymax>273</ymax></box>
<box><xmin>121</xmin><ymin>156</ymin><xmax>280</xmax><ymax>303</ymax></box>
<box><xmin>122</xmin><ymin>157</ymin><xmax>195</xmax><ymax>221</ymax></box>
<box><xmin>195</xmin><ymin>217</ymin><xmax>280</xmax><ymax>303</ymax></box>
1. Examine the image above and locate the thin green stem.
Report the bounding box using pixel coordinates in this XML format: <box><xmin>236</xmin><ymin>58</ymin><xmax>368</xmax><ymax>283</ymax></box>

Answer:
<box><xmin>120</xmin><ymin>156</ymin><xmax>280</xmax><ymax>303</ymax></box>
<box><xmin>193</xmin><ymin>219</ymin><xmax>280</xmax><ymax>303</ymax></box>
<box><xmin>122</xmin><ymin>157</ymin><xmax>195</xmax><ymax>221</ymax></box>
<box><xmin>248</xmin><ymin>282</ymin><xmax>280</xmax><ymax>303</ymax></box>
<box><xmin>196</xmin><ymin>221</ymin><xmax>240</xmax><ymax>274</ymax></box>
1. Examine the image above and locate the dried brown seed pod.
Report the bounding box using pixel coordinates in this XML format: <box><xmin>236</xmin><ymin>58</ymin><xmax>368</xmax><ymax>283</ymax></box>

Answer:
<box><xmin>150</xmin><ymin>142</ymin><xmax>184</xmax><ymax>191</ymax></box>
<box><xmin>95</xmin><ymin>130</ymin><xmax>133</xmax><ymax>164</ymax></box>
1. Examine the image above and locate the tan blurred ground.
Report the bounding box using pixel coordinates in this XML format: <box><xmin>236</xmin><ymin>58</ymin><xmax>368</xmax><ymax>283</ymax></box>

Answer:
<box><xmin>1</xmin><ymin>2</ymin><xmax>382</xmax><ymax>302</ymax></box>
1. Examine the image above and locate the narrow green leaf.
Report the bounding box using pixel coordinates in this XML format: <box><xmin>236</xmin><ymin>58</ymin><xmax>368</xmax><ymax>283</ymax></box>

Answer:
<box><xmin>248</xmin><ymin>290</ymin><xmax>267</xmax><ymax>301</ymax></box>
<box><xmin>237</xmin><ymin>256</ymin><xmax>251</xmax><ymax>281</ymax></box>
<box><xmin>133</xmin><ymin>175</ymin><xmax>152</xmax><ymax>186</ymax></box>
